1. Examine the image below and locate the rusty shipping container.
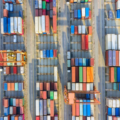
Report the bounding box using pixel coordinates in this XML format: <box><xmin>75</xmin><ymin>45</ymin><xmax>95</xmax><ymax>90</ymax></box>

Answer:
<box><xmin>82</xmin><ymin>35</ymin><xmax>85</xmax><ymax>50</ymax></box>
<box><xmin>75</xmin><ymin>26</ymin><xmax>78</xmax><ymax>35</ymax></box>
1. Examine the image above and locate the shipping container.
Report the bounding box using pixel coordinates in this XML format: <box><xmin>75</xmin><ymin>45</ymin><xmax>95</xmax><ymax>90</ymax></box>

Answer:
<box><xmin>50</xmin><ymin>100</ymin><xmax>54</xmax><ymax>117</ymax></box>
<box><xmin>108</xmin><ymin>10</ymin><xmax>113</xmax><ymax>19</ymax></box>
<box><xmin>116</xmin><ymin>1</ymin><xmax>120</xmax><ymax>10</ymax></box>
<box><xmin>75</xmin><ymin>26</ymin><xmax>78</xmax><ymax>34</ymax></box>
<box><xmin>74</xmin><ymin>10</ymin><xmax>77</xmax><ymax>18</ymax></box>
<box><xmin>82</xmin><ymin>8</ymin><xmax>85</xmax><ymax>18</ymax></box>
<box><xmin>42</xmin><ymin>15</ymin><xmax>45</xmax><ymax>32</ymax></box>
<box><xmin>10</xmin><ymin>17</ymin><xmax>14</xmax><ymax>34</ymax></box>
<box><xmin>78</xmin><ymin>25</ymin><xmax>81</xmax><ymax>34</ymax></box>
<box><xmin>76</xmin><ymin>100</ymin><xmax>79</xmax><ymax>116</ymax></box>
<box><xmin>36</xmin><ymin>99</ymin><xmax>39</xmax><ymax>116</ymax></box>
<box><xmin>54</xmin><ymin>66</ymin><xmax>58</xmax><ymax>82</ymax></box>
<box><xmin>72</xmin><ymin>103</ymin><xmax>76</xmax><ymax>116</ymax></box>
<box><xmin>53</xmin><ymin>15</ymin><xmax>57</xmax><ymax>33</ymax></box>
<box><xmin>85</xmin><ymin>35</ymin><xmax>88</xmax><ymax>50</ymax></box>
<box><xmin>88</xmin><ymin>26</ymin><xmax>92</xmax><ymax>35</ymax></box>
<box><xmin>105</xmin><ymin>34</ymin><xmax>112</xmax><ymax>50</ymax></box>
<box><xmin>85</xmin><ymin>8</ymin><xmax>89</xmax><ymax>18</ymax></box>
<box><xmin>35</xmin><ymin>17</ymin><xmax>39</xmax><ymax>33</ymax></box>
<box><xmin>78</xmin><ymin>10</ymin><xmax>81</xmax><ymax>19</ymax></box>
<box><xmin>82</xmin><ymin>35</ymin><xmax>85</xmax><ymax>50</ymax></box>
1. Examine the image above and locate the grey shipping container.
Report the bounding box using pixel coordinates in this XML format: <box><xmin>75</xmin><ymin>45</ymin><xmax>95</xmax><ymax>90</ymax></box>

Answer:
<box><xmin>90</xmin><ymin>94</ymin><xmax>94</xmax><ymax>100</ymax></box>
<box><xmin>50</xmin><ymin>10</ymin><xmax>53</xmax><ymax>18</ymax></box>
<box><xmin>44</xmin><ymin>100</ymin><xmax>47</xmax><ymax>115</ymax></box>
<box><xmin>40</xmin><ymin>116</ymin><xmax>43</xmax><ymax>120</ymax></box>
<box><xmin>108</xmin><ymin>50</ymin><xmax>112</xmax><ymax>66</ymax></box>
<box><xmin>113</xmin><ymin>50</ymin><xmax>116</xmax><ymax>66</ymax></box>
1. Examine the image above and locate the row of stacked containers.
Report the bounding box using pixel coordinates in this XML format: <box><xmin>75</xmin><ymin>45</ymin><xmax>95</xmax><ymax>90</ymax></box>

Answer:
<box><xmin>0</xmin><ymin>0</ymin><xmax>25</xmax><ymax>120</ymax></box>
<box><xmin>67</xmin><ymin>1</ymin><xmax>97</xmax><ymax>120</ymax></box>
<box><xmin>105</xmin><ymin>0</ymin><xmax>120</xmax><ymax>120</ymax></box>
<box><xmin>35</xmin><ymin>0</ymin><xmax>58</xmax><ymax>120</ymax></box>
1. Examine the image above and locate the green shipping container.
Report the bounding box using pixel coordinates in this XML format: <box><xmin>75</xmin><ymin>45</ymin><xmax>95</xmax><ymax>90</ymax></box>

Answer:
<box><xmin>9</xmin><ymin>98</ymin><xmax>13</xmax><ymax>106</ymax></box>
<box><xmin>23</xmin><ymin>98</ymin><xmax>24</xmax><ymax>106</ymax></box>
<box><xmin>81</xmin><ymin>0</ymin><xmax>85</xmax><ymax>2</ymax></box>
<box><xmin>79</xmin><ymin>67</ymin><xmax>83</xmax><ymax>82</ymax></box>
<box><xmin>42</xmin><ymin>1</ymin><xmax>46</xmax><ymax>9</ymax></box>
<box><xmin>15</xmin><ymin>83</ymin><xmax>18</xmax><ymax>91</ymax></box>
<box><xmin>85</xmin><ymin>0</ymin><xmax>88</xmax><ymax>2</ymax></box>
<box><xmin>113</xmin><ymin>83</ymin><xmax>118</xmax><ymax>90</ymax></box>
<box><xmin>114</xmin><ymin>67</ymin><xmax>117</xmax><ymax>82</ymax></box>
<box><xmin>46</xmin><ymin>3</ymin><xmax>50</xmax><ymax>11</ymax></box>
<box><xmin>67</xmin><ymin>60</ymin><xmax>71</xmax><ymax>67</ymax></box>
<box><xmin>50</xmin><ymin>91</ymin><xmax>54</xmax><ymax>100</ymax></box>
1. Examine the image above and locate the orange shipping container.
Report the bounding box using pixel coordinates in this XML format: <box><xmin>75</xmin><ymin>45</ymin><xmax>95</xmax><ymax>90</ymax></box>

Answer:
<box><xmin>40</xmin><ymin>91</ymin><xmax>43</xmax><ymax>99</ymax></box>
<box><xmin>75</xmin><ymin>100</ymin><xmax>79</xmax><ymax>116</ymax></box>
<box><xmin>81</xmin><ymin>35</ymin><xmax>85</xmax><ymax>50</ymax></box>
<box><xmin>50</xmin><ymin>100</ymin><xmax>54</xmax><ymax>117</ymax></box>
<box><xmin>4</xmin><ymin>99</ymin><xmax>9</xmax><ymax>107</ymax></box>
<box><xmin>10</xmin><ymin>83</ymin><xmax>15</xmax><ymax>91</ymax></box>
<box><xmin>109</xmin><ymin>67</ymin><xmax>114</xmax><ymax>82</ymax></box>
<box><xmin>53</xmin><ymin>15</ymin><xmax>57</xmax><ymax>33</ymax></box>
<box><xmin>6</xmin><ymin>67</ymin><xmax>10</xmax><ymax>74</ymax></box>
<box><xmin>87</xmin><ymin>67</ymin><xmax>93</xmax><ymax>82</ymax></box>
<box><xmin>7</xmin><ymin>83</ymin><xmax>11</xmax><ymax>91</ymax></box>
<box><xmin>116</xmin><ymin>51</ymin><xmax>119</xmax><ymax>66</ymax></box>
<box><xmin>70</xmin><ymin>0</ymin><xmax>74</xmax><ymax>3</ymax></box>
<box><xmin>40</xmin><ymin>83</ymin><xmax>43</xmax><ymax>90</ymax></box>
<box><xmin>72</xmin><ymin>67</ymin><xmax>76</xmax><ymax>82</ymax></box>
<box><xmin>19</xmin><ymin>99</ymin><xmax>23</xmax><ymax>107</ymax></box>
<box><xmin>45</xmin><ymin>15</ymin><xmax>50</xmax><ymax>34</ymax></box>
<box><xmin>15</xmin><ymin>116</ymin><xmax>18</xmax><ymax>120</ymax></box>
<box><xmin>83</xmin><ymin>67</ymin><xmax>87</xmax><ymax>82</ymax></box>
<box><xmin>89</xmin><ymin>10</ymin><xmax>92</xmax><ymax>19</ymax></box>
<box><xmin>90</xmin><ymin>67</ymin><xmax>93</xmax><ymax>82</ymax></box>
<box><xmin>88</xmin><ymin>26</ymin><xmax>92</xmax><ymax>35</ymax></box>
<box><xmin>46</xmin><ymin>82</ymin><xmax>50</xmax><ymax>91</ymax></box>
<box><xmin>3</xmin><ymin>9</ymin><xmax>8</xmax><ymax>17</ymax></box>
<box><xmin>53</xmin><ymin>7</ymin><xmax>57</xmax><ymax>15</ymax></box>
<box><xmin>43</xmin><ymin>91</ymin><xmax>47</xmax><ymax>99</ymax></box>
<box><xmin>16</xmin><ymin>99</ymin><xmax>19</xmax><ymax>107</ymax></box>
<box><xmin>72</xmin><ymin>103</ymin><xmax>76</xmax><ymax>116</ymax></box>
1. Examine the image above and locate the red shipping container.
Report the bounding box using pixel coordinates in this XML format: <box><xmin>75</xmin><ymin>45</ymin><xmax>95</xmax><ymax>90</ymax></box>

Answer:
<box><xmin>42</xmin><ymin>9</ymin><xmax>46</xmax><ymax>15</ymax></box>
<box><xmin>83</xmin><ymin>116</ymin><xmax>86</xmax><ymax>120</ymax></box>
<box><xmin>6</xmin><ymin>67</ymin><xmax>10</xmax><ymax>74</ymax></box>
<box><xmin>50</xmin><ymin>2</ymin><xmax>53</xmax><ymax>9</ymax></box>
<box><xmin>3</xmin><ymin>9</ymin><xmax>8</xmax><ymax>17</ymax></box>
<box><xmin>40</xmin><ymin>91</ymin><xmax>43</xmax><ymax>99</ymax></box>
<box><xmin>106</xmin><ymin>51</ymin><xmax>108</xmax><ymax>66</ymax></box>
<box><xmin>36</xmin><ymin>117</ymin><xmax>40</xmax><ymax>120</ymax></box>
<box><xmin>19</xmin><ymin>99</ymin><xmax>23</xmax><ymax>107</ymax></box>
<box><xmin>20</xmin><ymin>107</ymin><xmax>24</xmax><ymax>114</ymax></box>
<box><xmin>51</xmin><ymin>117</ymin><xmax>54</xmax><ymax>120</ymax></box>
<box><xmin>54</xmin><ymin>83</ymin><xmax>57</xmax><ymax>90</ymax></box>
<box><xmin>39</xmin><ymin>9</ymin><xmax>42</xmax><ymax>16</ymax></box>
<box><xmin>112</xmin><ymin>116</ymin><xmax>117</xmax><ymax>120</ymax></box>
<box><xmin>50</xmin><ymin>0</ymin><xmax>53</xmax><ymax>2</ymax></box>
<box><xmin>3</xmin><ymin>0</ymin><xmax>5</xmax><ymax>4</ymax></box>
<box><xmin>16</xmin><ymin>99</ymin><xmax>19</xmax><ymax>107</ymax></box>
<box><xmin>72</xmin><ymin>103</ymin><xmax>76</xmax><ymax>116</ymax></box>
<box><xmin>3</xmin><ymin>99</ymin><xmax>9</xmax><ymax>107</ymax></box>
<box><xmin>81</xmin><ymin>35</ymin><xmax>85</xmax><ymax>50</ymax></box>
<box><xmin>46</xmin><ymin>83</ymin><xmax>50</xmax><ymax>91</ymax></box>
<box><xmin>50</xmin><ymin>100</ymin><xmax>54</xmax><ymax>117</ymax></box>
<box><xmin>76</xmin><ymin>67</ymin><xmax>79</xmax><ymax>82</ymax></box>
<box><xmin>89</xmin><ymin>10</ymin><xmax>91</xmax><ymax>19</ymax></box>
<box><xmin>53</xmin><ymin>15</ymin><xmax>57</xmax><ymax>33</ymax></box>
<box><xmin>88</xmin><ymin>26</ymin><xmax>92</xmax><ymax>35</ymax></box>
<box><xmin>90</xmin><ymin>58</ymin><xmax>94</xmax><ymax>66</ymax></box>
<box><xmin>83</xmin><ymin>67</ymin><xmax>87</xmax><ymax>82</ymax></box>
<box><xmin>45</xmin><ymin>15</ymin><xmax>50</xmax><ymax>34</ymax></box>
<box><xmin>35</xmin><ymin>9</ymin><xmax>39</xmax><ymax>16</ymax></box>
<box><xmin>72</xmin><ymin>67</ymin><xmax>76</xmax><ymax>82</ymax></box>
<box><xmin>71</xmin><ymin>58</ymin><xmax>75</xmax><ymax>66</ymax></box>
<box><xmin>75</xmin><ymin>100</ymin><xmax>79</xmax><ymax>116</ymax></box>
<box><xmin>109</xmin><ymin>67</ymin><xmax>114</xmax><ymax>82</ymax></box>
<box><xmin>44</xmin><ymin>82</ymin><xmax>46</xmax><ymax>90</ymax></box>
<box><xmin>13</xmin><ymin>107</ymin><xmax>16</xmax><ymax>114</ymax></box>
<box><xmin>53</xmin><ymin>7</ymin><xmax>57</xmax><ymax>15</ymax></box>
<box><xmin>85</xmin><ymin>35</ymin><xmax>88</xmax><ymax>50</ymax></box>
<box><xmin>116</xmin><ymin>51</ymin><xmax>119</xmax><ymax>66</ymax></box>
<box><xmin>13</xmin><ymin>67</ymin><xmax>17</xmax><ymax>74</ymax></box>
<box><xmin>0</xmin><ymin>52</ymin><xmax>4</xmax><ymax>66</ymax></box>
<box><xmin>40</xmin><ymin>83</ymin><xmax>43</xmax><ymax>90</ymax></box>
<box><xmin>46</xmin><ymin>10</ymin><xmax>50</xmax><ymax>16</ymax></box>
<box><xmin>83</xmin><ymin>83</ymin><xmax>86</xmax><ymax>91</ymax></box>
<box><xmin>50</xmin><ymin>82</ymin><xmax>54</xmax><ymax>90</ymax></box>
<box><xmin>54</xmin><ymin>49</ymin><xmax>57</xmax><ymax>57</ymax></box>
<box><xmin>75</xmin><ymin>26</ymin><xmax>78</xmax><ymax>35</ymax></box>
<box><xmin>43</xmin><ymin>91</ymin><xmax>47</xmax><ymax>99</ymax></box>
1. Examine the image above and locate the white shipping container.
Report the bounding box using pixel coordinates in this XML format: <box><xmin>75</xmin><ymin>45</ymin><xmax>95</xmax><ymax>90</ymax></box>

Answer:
<box><xmin>77</xmin><ymin>0</ymin><xmax>81</xmax><ymax>3</ymax></box>
<box><xmin>119</xmin><ymin>51</ymin><xmax>120</xmax><ymax>66</ymax></box>
<box><xmin>87</xmin><ymin>83</ymin><xmax>90</xmax><ymax>91</ymax></box>
<box><xmin>54</xmin><ymin>116</ymin><xmax>58</xmax><ymax>120</ymax></box>
<box><xmin>4</xmin><ymin>117</ymin><xmax>8</xmax><ymax>120</ymax></box>
<box><xmin>116</xmin><ymin>1</ymin><xmax>120</xmax><ymax>10</ymax></box>
<box><xmin>54</xmin><ymin>91</ymin><xmax>57</xmax><ymax>100</ymax></box>
<box><xmin>117</xmin><ymin>117</ymin><xmax>120</xmax><ymax>120</ymax></box>
<box><xmin>113</xmin><ymin>99</ymin><xmax>116</xmax><ymax>108</ymax></box>
<box><xmin>18</xmin><ymin>17</ymin><xmax>22</xmax><ymax>34</ymax></box>
<box><xmin>47</xmin><ymin>115</ymin><xmax>50</xmax><ymax>120</ymax></box>
<box><xmin>36</xmin><ymin>83</ymin><xmax>39</xmax><ymax>90</ymax></box>
<box><xmin>79</xmin><ymin>83</ymin><xmax>82</xmax><ymax>90</ymax></box>
<box><xmin>72</xmin><ymin>116</ymin><xmax>75</xmax><ymax>120</ymax></box>
<box><xmin>67</xmin><ymin>82</ymin><xmax>71</xmax><ymax>90</ymax></box>
<box><xmin>9</xmin><ymin>107</ymin><xmax>13</xmax><ymax>115</ymax></box>
<box><xmin>90</xmin><ymin>83</ymin><xmax>93</xmax><ymax>91</ymax></box>
<box><xmin>106</xmin><ymin>98</ymin><xmax>113</xmax><ymax>107</ymax></box>
<box><xmin>14</xmin><ymin>17</ymin><xmax>18</xmax><ymax>33</ymax></box>
<box><xmin>105</xmin><ymin>34</ymin><xmax>112</xmax><ymax>50</ymax></box>
<box><xmin>78</xmin><ymin>25</ymin><xmax>82</xmax><ymax>34</ymax></box>
<box><xmin>42</xmin><ymin>15</ymin><xmax>45</xmax><ymax>32</ymax></box>
<box><xmin>112</xmin><ymin>34</ymin><xmax>117</xmax><ymax>50</ymax></box>
<box><xmin>35</xmin><ymin>17</ymin><xmax>39</xmax><ymax>33</ymax></box>
<box><xmin>115</xmin><ymin>34</ymin><xmax>118</xmax><ymax>49</ymax></box>
<box><xmin>74</xmin><ymin>0</ymin><xmax>77</xmax><ymax>2</ymax></box>
<box><xmin>76</xmin><ymin>117</ymin><xmax>79</xmax><ymax>120</ymax></box>
<box><xmin>107</xmin><ymin>116</ymin><xmax>112</xmax><ymax>120</ymax></box>
<box><xmin>36</xmin><ymin>99</ymin><xmax>39</xmax><ymax>116</ymax></box>
<box><xmin>13</xmin><ymin>35</ymin><xmax>17</xmax><ymax>42</ymax></box>
<box><xmin>3</xmin><ymin>67</ymin><xmax>6</xmax><ymax>74</ymax></box>
<box><xmin>116</xmin><ymin>99</ymin><xmax>120</xmax><ymax>107</ymax></box>
<box><xmin>20</xmin><ymin>66</ymin><xmax>24</xmax><ymax>74</ymax></box>
<box><xmin>82</xmin><ymin>8</ymin><xmax>85</xmax><ymax>17</ymax></box>
<box><xmin>10</xmin><ymin>17</ymin><xmax>14</xmax><ymax>33</ymax></box>
<box><xmin>79</xmin><ymin>116</ymin><xmax>83</xmax><ymax>120</ymax></box>
<box><xmin>87</xmin><ymin>117</ymin><xmax>90</xmax><ymax>120</ymax></box>
<box><xmin>76</xmin><ymin>83</ymin><xmax>79</xmax><ymax>91</ymax></box>
<box><xmin>13</xmin><ymin>98</ymin><xmax>16</xmax><ymax>106</ymax></box>
<box><xmin>112</xmin><ymin>108</ymin><xmax>115</xmax><ymax>116</ymax></box>
<box><xmin>39</xmin><ymin>17</ymin><xmax>42</xmax><ymax>34</ymax></box>
<box><xmin>72</xmin><ymin>83</ymin><xmax>76</xmax><ymax>90</ymax></box>
<box><xmin>1</xmin><ymin>18</ymin><xmax>4</xmax><ymax>34</ymax></box>
<box><xmin>54</xmin><ymin>66</ymin><xmax>58</xmax><ymax>82</ymax></box>
<box><xmin>67</xmin><ymin>51</ymin><xmax>71</xmax><ymax>59</ymax></box>
<box><xmin>82</xmin><ymin>25</ymin><xmax>85</xmax><ymax>34</ymax></box>
<box><xmin>118</xmin><ymin>34</ymin><xmax>120</xmax><ymax>50</ymax></box>
<box><xmin>40</xmin><ymin>50</ymin><xmax>43</xmax><ymax>58</ymax></box>
<box><xmin>90</xmin><ymin>116</ymin><xmax>94</xmax><ymax>120</ymax></box>
<box><xmin>38</xmin><ymin>0</ymin><xmax>42</xmax><ymax>8</ymax></box>
<box><xmin>90</xmin><ymin>100</ymin><xmax>94</xmax><ymax>116</ymax></box>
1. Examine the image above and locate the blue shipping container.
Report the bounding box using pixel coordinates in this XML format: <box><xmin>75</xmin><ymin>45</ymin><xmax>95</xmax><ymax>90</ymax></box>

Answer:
<box><xmin>113</xmin><ymin>50</ymin><xmax>116</xmax><ymax>66</ymax></box>
<box><xmin>79</xmin><ymin>58</ymin><xmax>82</xmax><ymax>66</ymax></box>
<box><xmin>75</xmin><ymin>58</ymin><xmax>79</xmax><ymax>66</ymax></box>
<box><xmin>108</xmin><ymin>50</ymin><xmax>112</xmax><ymax>66</ymax></box>
<box><xmin>86</xmin><ymin>94</ymin><xmax>90</xmax><ymax>99</ymax></box>
<box><xmin>4</xmin><ymin>107</ymin><xmax>9</xmax><ymax>116</ymax></box>
<box><xmin>10</xmin><ymin>4</ymin><xmax>13</xmax><ymax>12</ymax></box>
<box><xmin>86</xmin><ymin>59</ymin><xmax>89</xmax><ymax>66</ymax></box>
<box><xmin>85</xmin><ymin>8</ymin><xmax>89</xmax><ymax>18</ymax></box>
<box><xmin>44</xmin><ymin>116</ymin><xmax>47</xmax><ymax>120</ymax></box>
<box><xmin>117</xmin><ymin>67</ymin><xmax>120</xmax><ymax>82</ymax></box>
<box><xmin>11</xmin><ymin>115</ymin><xmax>15</xmax><ymax>120</ymax></box>
<box><xmin>119</xmin><ymin>84</ymin><xmax>120</xmax><ymax>91</ymax></box>
<box><xmin>74</xmin><ymin>10</ymin><xmax>77</xmax><ymax>18</ymax></box>
<box><xmin>53</xmin><ymin>0</ymin><xmax>56</xmax><ymax>7</ymax></box>
<box><xmin>117</xmin><ymin>10</ymin><xmax>120</xmax><ymax>19</ymax></box>
<box><xmin>78</xmin><ymin>10</ymin><xmax>81</xmax><ymax>19</ymax></box>
<box><xmin>8</xmin><ymin>18</ymin><xmax>10</xmax><ymax>34</ymax></box>
<box><xmin>115</xmin><ymin>108</ymin><xmax>119</xmax><ymax>116</ymax></box>
<box><xmin>18</xmin><ymin>83</ymin><xmax>22</xmax><ymax>91</ymax></box>
<box><xmin>5</xmin><ymin>3</ymin><xmax>9</xmax><ymax>11</ymax></box>
<box><xmin>108</xmin><ymin>108</ymin><xmax>112</xmax><ymax>115</ymax></box>
<box><xmin>83</xmin><ymin>58</ymin><xmax>86</xmax><ymax>66</ymax></box>
<box><xmin>39</xmin><ymin>100</ymin><xmax>43</xmax><ymax>115</ymax></box>
<box><xmin>108</xmin><ymin>11</ymin><xmax>113</xmax><ymax>19</ymax></box>
<box><xmin>50</xmin><ymin>50</ymin><xmax>53</xmax><ymax>58</ymax></box>
<box><xmin>4</xmin><ymin>83</ymin><xmax>7</xmax><ymax>91</ymax></box>
<box><xmin>46</xmin><ymin>50</ymin><xmax>50</xmax><ymax>58</ymax></box>
<box><xmin>0</xmin><ymin>117</ymin><xmax>3</xmax><ymax>120</ymax></box>
<box><xmin>3</xmin><ymin>17</ymin><xmax>8</xmax><ymax>33</ymax></box>
<box><xmin>71</xmin><ymin>25</ymin><xmax>74</xmax><ymax>34</ymax></box>
<box><xmin>12</xmin><ymin>0</ymin><xmax>16</xmax><ymax>3</ymax></box>
<box><xmin>86</xmin><ymin>100</ymin><xmax>91</xmax><ymax>116</ymax></box>
<box><xmin>83</xmin><ymin>100</ymin><xmax>87</xmax><ymax>116</ymax></box>
<box><xmin>43</xmin><ymin>50</ymin><xmax>46</xmax><ymax>58</ymax></box>
<box><xmin>35</xmin><ymin>0</ymin><xmax>39</xmax><ymax>8</ymax></box>
<box><xmin>19</xmin><ymin>10</ymin><xmax>23</xmax><ymax>18</ymax></box>
<box><xmin>119</xmin><ymin>108</ymin><xmax>120</xmax><ymax>116</ymax></box>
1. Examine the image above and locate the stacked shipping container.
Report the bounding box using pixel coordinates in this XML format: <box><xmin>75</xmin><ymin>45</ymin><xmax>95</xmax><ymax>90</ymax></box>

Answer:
<box><xmin>35</xmin><ymin>0</ymin><xmax>57</xmax><ymax>34</ymax></box>
<box><xmin>70</xmin><ymin>0</ymin><xmax>92</xmax><ymax>3</ymax></box>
